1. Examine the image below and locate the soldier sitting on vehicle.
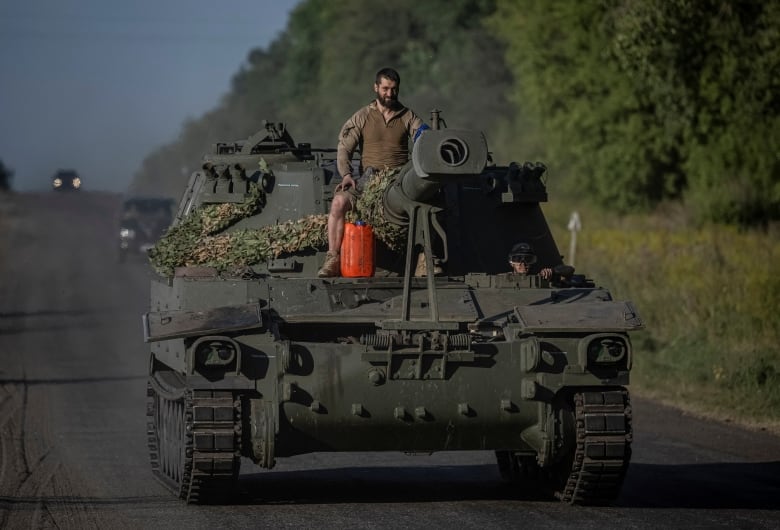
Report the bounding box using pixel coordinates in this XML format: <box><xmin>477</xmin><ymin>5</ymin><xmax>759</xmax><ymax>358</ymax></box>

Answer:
<box><xmin>317</xmin><ymin>67</ymin><xmax>432</xmax><ymax>278</ymax></box>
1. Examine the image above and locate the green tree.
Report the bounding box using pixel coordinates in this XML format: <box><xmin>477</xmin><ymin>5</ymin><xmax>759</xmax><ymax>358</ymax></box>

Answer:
<box><xmin>397</xmin><ymin>0</ymin><xmax>514</xmax><ymax>145</ymax></box>
<box><xmin>612</xmin><ymin>0</ymin><xmax>780</xmax><ymax>224</ymax></box>
<box><xmin>489</xmin><ymin>1</ymin><xmax>684</xmax><ymax>210</ymax></box>
<box><xmin>490</xmin><ymin>0</ymin><xmax>780</xmax><ymax>224</ymax></box>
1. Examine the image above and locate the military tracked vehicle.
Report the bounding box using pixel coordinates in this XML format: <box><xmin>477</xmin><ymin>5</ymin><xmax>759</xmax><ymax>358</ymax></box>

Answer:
<box><xmin>143</xmin><ymin>114</ymin><xmax>643</xmax><ymax>505</ymax></box>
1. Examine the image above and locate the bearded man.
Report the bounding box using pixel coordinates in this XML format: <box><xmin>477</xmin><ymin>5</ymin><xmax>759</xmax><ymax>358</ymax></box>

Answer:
<box><xmin>318</xmin><ymin>67</ymin><xmax>428</xmax><ymax>278</ymax></box>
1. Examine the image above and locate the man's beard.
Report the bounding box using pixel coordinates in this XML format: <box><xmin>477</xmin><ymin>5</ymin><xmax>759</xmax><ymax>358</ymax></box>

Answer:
<box><xmin>377</xmin><ymin>94</ymin><xmax>400</xmax><ymax>109</ymax></box>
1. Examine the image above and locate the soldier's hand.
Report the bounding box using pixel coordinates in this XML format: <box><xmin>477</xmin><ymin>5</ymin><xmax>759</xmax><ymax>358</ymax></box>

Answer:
<box><xmin>553</xmin><ymin>264</ymin><xmax>575</xmax><ymax>277</ymax></box>
<box><xmin>336</xmin><ymin>175</ymin><xmax>355</xmax><ymax>192</ymax></box>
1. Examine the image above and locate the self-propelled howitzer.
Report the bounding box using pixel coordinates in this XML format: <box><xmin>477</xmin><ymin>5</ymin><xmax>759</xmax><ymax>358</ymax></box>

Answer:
<box><xmin>143</xmin><ymin>116</ymin><xmax>643</xmax><ymax>505</ymax></box>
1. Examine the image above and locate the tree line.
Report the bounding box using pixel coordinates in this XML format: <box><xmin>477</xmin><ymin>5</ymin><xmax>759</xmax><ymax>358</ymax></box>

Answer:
<box><xmin>131</xmin><ymin>0</ymin><xmax>779</xmax><ymax>226</ymax></box>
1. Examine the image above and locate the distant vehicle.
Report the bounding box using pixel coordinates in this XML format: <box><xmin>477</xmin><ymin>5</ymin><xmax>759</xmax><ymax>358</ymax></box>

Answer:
<box><xmin>52</xmin><ymin>169</ymin><xmax>81</xmax><ymax>191</ymax></box>
<box><xmin>118</xmin><ymin>197</ymin><xmax>175</xmax><ymax>262</ymax></box>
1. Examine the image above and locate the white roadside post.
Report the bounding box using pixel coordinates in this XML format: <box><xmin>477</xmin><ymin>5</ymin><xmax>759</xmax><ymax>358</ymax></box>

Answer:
<box><xmin>567</xmin><ymin>211</ymin><xmax>581</xmax><ymax>267</ymax></box>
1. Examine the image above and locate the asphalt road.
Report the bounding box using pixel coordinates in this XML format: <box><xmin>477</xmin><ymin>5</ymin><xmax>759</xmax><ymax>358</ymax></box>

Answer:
<box><xmin>0</xmin><ymin>191</ymin><xmax>778</xmax><ymax>529</ymax></box>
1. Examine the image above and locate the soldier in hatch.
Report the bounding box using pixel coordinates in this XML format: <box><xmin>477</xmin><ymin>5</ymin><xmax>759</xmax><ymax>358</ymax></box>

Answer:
<box><xmin>508</xmin><ymin>242</ymin><xmax>553</xmax><ymax>279</ymax></box>
<box><xmin>317</xmin><ymin>67</ymin><xmax>431</xmax><ymax>278</ymax></box>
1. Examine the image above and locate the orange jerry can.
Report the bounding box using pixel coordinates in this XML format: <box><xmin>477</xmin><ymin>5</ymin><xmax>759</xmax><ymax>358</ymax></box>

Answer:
<box><xmin>340</xmin><ymin>221</ymin><xmax>375</xmax><ymax>277</ymax></box>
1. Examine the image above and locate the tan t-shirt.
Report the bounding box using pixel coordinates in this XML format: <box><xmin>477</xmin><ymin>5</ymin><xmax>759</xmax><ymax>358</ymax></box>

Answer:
<box><xmin>337</xmin><ymin>101</ymin><xmax>424</xmax><ymax>177</ymax></box>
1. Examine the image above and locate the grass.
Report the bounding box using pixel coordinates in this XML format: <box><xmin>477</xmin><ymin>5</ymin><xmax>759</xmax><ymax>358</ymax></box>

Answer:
<box><xmin>542</xmin><ymin>192</ymin><xmax>780</xmax><ymax>433</ymax></box>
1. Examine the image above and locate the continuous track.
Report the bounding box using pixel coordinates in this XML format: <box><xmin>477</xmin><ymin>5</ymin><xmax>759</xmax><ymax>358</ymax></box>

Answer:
<box><xmin>497</xmin><ymin>389</ymin><xmax>632</xmax><ymax>505</ymax></box>
<box><xmin>147</xmin><ymin>373</ymin><xmax>241</xmax><ymax>504</ymax></box>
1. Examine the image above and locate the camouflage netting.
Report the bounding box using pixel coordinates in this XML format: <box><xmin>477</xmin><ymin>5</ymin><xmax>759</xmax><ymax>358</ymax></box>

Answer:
<box><xmin>149</xmin><ymin>168</ymin><xmax>407</xmax><ymax>276</ymax></box>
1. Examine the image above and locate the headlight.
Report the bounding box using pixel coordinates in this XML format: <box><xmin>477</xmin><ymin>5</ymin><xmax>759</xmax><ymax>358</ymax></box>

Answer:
<box><xmin>53</xmin><ymin>178</ymin><xmax>62</xmax><ymax>188</ymax></box>
<box><xmin>72</xmin><ymin>177</ymin><xmax>81</xmax><ymax>189</ymax></box>
<box><xmin>191</xmin><ymin>336</ymin><xmax>241</xmax><ymax>373</ymax></box>
<box><xmin>120</xmin><ymin>228</ymin><xmax>136</xmax><ymax>239</ymax></box>
<box><xmin>586</xmin><ymin>337</ymin><xmax>627</xmax><ymax>364</ymax></box>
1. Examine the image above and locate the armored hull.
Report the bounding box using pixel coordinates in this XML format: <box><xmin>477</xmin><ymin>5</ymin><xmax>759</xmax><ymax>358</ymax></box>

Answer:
<box><xmin>144</xmin><ymin>120</ymin><xmax>642</xmax><ymax>505</ymax></box>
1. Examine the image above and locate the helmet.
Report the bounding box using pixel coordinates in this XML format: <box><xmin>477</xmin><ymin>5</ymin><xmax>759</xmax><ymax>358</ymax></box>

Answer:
<box><xmin>508</xmin><ymin>242</ymin><xmax>537</xmax><ymax>265</ymax></box>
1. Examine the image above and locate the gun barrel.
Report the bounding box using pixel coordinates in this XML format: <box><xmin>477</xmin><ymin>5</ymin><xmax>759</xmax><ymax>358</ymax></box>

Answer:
<box><xmin>384</xmin><ymin>129</ymin><xmax>488</xmax><ymax>223</ymax></box>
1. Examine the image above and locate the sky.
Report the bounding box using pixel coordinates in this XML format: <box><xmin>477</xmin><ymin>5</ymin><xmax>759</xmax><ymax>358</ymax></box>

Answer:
<box><xmin>0</xmin><ymin>0</ymin><xmax>300</xmax><ymax>192</ymax></box>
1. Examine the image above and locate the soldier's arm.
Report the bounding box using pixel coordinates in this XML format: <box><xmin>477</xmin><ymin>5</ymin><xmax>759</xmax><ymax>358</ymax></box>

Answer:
<box><xmin>407</xmin><ymin>110</ymin><xmax>426</xmax><ymax>142</ymax></box>
<box><xmin>337</xmin><ymin>110</ymin><xmax>367</xmax><ymax>178</ymax></box>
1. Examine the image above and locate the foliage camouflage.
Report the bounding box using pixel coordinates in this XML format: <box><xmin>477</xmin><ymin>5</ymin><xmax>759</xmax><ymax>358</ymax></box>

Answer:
<box><xmin>344</xmin><ymin>169</ymin><xmax>407</xmax><ymax>250</ymax></box>
<box><xmin>149</xmin><ymin>168</ymin><xmax>406</xmax><ymax>276</ymax></box>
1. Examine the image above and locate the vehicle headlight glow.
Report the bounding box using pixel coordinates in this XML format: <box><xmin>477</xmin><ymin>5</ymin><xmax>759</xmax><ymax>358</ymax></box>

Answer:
<box><xmin>53</xmin><ymin>178</ymin><xmax>62</xmax><ymax>188</ymax></box>
<box><xmin>120</xmin><ymin>228</ymin><xmax>136</xmax><ymax>239</ymax></box>
<box><xmin>72</xmin><ymin>177</ymin><xmax>81</xmax><ymax>189</ymax></box>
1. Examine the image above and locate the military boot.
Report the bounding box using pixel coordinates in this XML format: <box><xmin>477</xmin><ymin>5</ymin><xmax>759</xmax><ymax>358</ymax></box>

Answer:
<box><xmin>317</xmin><ymin>251</ymin><xmax>341</xmax><ymax>278</ymax></box>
